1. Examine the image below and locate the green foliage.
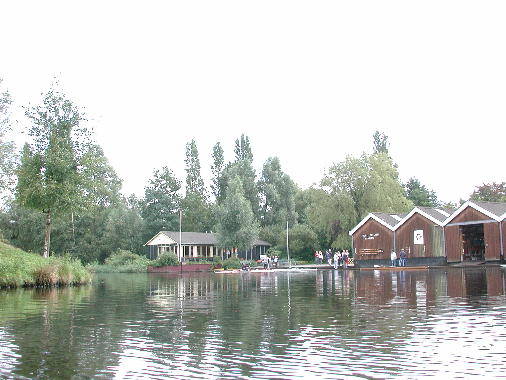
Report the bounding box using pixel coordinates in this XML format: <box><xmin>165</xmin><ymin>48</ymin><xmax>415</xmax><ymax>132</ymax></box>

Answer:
<box><xmin>153</xmin><ymin>251</ymin><xmax>179</xmax><ymax>267</ymax></box>
<box><xmin>229</xmin><ymin>134</ymin><xmax>259</xmax><ymax>217</ymax></box>
<box><xmin>216</xmin><ymin>175</ymin><xmax>259</xmax><ymax>250</ymax></box>
<box><xmin>405</xmin><ymin>177</ymin><xmax>439</xmax><ymax>207</ymax></box>
<box><xmin>373</xmin><ymin>130</ymin><xmax>389</xmax><ymax>154</ymax></box>
<box><xmin>105</xmin><ymin>250</ymin><xmax>143</xmax><ymax>266</ymax></box>
<box><xmin>0</xmin><ymin>241</ymin><xmax>91</xmax><ymax>288</ymax></box>
<box><xmin>295</xmin><ymin>188</ymin><xmax>354</xmax><ymax>249</ymax></box>
<box><xmin>181</xmin><ymin>192</ymin><xmax>211</xmax><ymax>232</ymax></box>
<box><xmin>88</xmin><ymin>249</ymin><xmax>152</xmax><ymax>273</ymax></box>
<box><xmin>470</xmin><ymin>182</ymin><xmax>506</xmax><ymax>203</ymax></box>
<box><xmin>221</xmin><ymin>257</ymin><xmax>242</xmax><ymax>270</ymax></box>
<box><xmin>185</xmin><ymin>139</ymin><xmax>206</xmax><ymax>197</ymax></box>
<box><xmin>210</xmin><ymin>142</ymin><xmax>226</xmax><ymax>202</ymax></box>
<box><xmin>0</xmin><ymin>78</ymin><xmax>16</xmax><ymax>199</ymax></box>
<box><xmin>141</xmin><ymin>166</ymin><xmax>181</xmax><ymax>239</ymax></box>
<box><xmin>284</xmin><ymin>224</ymin><xmax>318</xmax><ymax>261</ymax></box>
<box><xmin>259</xmin><ymin>224</ymin><xmax>284</xmax><ymax>249</ymax></box>
<box><xmin>321</xmin><ymin>152</ymin><xmax>412</xmax><ymax>247</ymax></box>
<box><xmin>258</xmin><ymin>157</ymin><xmax>298</xmax><ymax>227</ymax></box>
<box><xmin>15</xmin><ymin>85</ymin><xmax>95</xmax><ymax>257</ymax></box>
<box><xmin>267</xmin><ymin>247</ymin><xmax>282</xmax><ymax>257</ymax></box>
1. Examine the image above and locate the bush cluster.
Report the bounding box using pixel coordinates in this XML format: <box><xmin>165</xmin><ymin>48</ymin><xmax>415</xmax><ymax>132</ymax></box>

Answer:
<box><xmin>152</xmin><ymin>252</ymin><xmax>179</xmax><ymax>267</ymax></box>
<box><xmin>87</xmin><ymin>249</ymin><xmax>152</xmax><ymax>273</ymax></box>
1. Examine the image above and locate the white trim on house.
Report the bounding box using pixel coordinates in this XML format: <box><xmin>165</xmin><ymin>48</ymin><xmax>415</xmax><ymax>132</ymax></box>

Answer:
<box><xmin>349</xmin><ymin>213</ymin><xmax>396</xmax><ymax>236</ymax></box>
<box><xmin>144</xmin><ymin>232</ymin><xmax>177</xmax><ymax>246</ymax></box>
<box><xmin>435</xmin><ymin>209</ymin><xmax>450</xmax><ymax>217</ymax></box>
<box><xmin>443</xmin><ymin>201</ymin><xmax>503</xmax><ymax>225</ymax></box>
<box><xmin>393</xmin><ymin>207</ymin><xmax>445</xmax><ymax>231</ymax></box>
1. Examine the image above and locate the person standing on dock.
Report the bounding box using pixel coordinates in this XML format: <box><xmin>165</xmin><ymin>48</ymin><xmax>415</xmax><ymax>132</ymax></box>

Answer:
<box><xmin>399</xmin><ymin>249</ymin><xmax>407</xmax><ymax>267</ymax></box>
<box><xmin>342</xmin><ymin>250</ymin><xmax>348</xmax><ymax>269</ymax></box>
<box><xmin>333</xmin><ymin>251</ymin><xmax>339</xmax><ymax>269</ymax></box>
<box><xmin>391</xmin><ymin>250</ymin><xmax>397</xmax><ymax>267</ymax></box>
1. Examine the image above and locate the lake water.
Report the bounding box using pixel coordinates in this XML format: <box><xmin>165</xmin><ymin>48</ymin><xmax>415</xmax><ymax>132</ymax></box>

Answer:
<box><xmin>1</xmin><ymin>267</ymin><xmax>506</xmax><ymax>379</ymax></box>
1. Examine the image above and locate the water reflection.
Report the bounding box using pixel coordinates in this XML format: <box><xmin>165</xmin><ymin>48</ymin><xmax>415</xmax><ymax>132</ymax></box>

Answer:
<box><xmin>0</xmin><ymin>268</ymin><xmax>505</xmax><ymax>378</ymax></box>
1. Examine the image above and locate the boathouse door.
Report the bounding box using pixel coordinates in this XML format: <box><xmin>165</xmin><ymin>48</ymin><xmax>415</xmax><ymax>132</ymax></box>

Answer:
<box><xmin>460</xmin><ymin>224</ymin><xmax>485</xmax><ymax>261</ymax></box>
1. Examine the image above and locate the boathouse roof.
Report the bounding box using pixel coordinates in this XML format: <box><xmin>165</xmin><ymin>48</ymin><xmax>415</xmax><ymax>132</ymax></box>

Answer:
<box><xmin>393</xmin><ymin>206</ymin><xmax>454</xmax><ymax>230</ymax></box>
<box><xmin>444</xmin><ymin>201</ymin><xmax>506</xmax><ymax>224</ymax></box>
<box><xmin>349</xmin><ymin>212</ymin><xmax>406</xmax><ymax>235</ymax></box>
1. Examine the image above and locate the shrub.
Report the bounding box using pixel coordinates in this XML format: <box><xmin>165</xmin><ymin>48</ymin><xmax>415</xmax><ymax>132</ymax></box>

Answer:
<box><xmin>105</xmin><ymin>250</ymin><xmax>145</xmax><ymax>266</ymax></box>
<box><xmin>153</xmin><ymin>252</ymin><xmax>179</xmax><ymax>267</ymax></box>
<box><xmin>34</xmin><ymin>265</ymin><xmax>59</xmax><ymax>286</ymax></box>
<box><xmin>222</xmin><ymin>257</ymin><xmax>241</xmax><ymax>270</ymax></box>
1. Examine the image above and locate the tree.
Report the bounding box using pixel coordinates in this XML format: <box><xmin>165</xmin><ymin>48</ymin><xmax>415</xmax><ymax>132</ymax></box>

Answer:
<box><xmin>284</xmin><ymin>224</ymin><xmax>318</xmax><ymax>261</ymax></box>
<box><xmin>141</xmin><ymin>166</ymin><xmax>181</xmax><ymax>239</ymax></box>
<box><xmin>321</xmin><ymin>152</ymin><xmax>412</xmax><ymax>249</ymax></box>
<box><xmin>230</xmin><ymin>134</ymin><xmax>259</xmax><ymax>217</ymax></box>
<box><xmin>215</xmin><ymin>175</ymin><xmax>259</xmax><ymax>250</ymax></box>
<box><xmin>210</xmin><ymin>142</ymin><xmax>226</xmax><ymax>202</ymax></box>
<box><xmin>258</xmin><ymin>157</ymin><xmax>297</xmax><ymax>227</ymax></box>
<box><xmin>184</xmin><ymin>139</ymin><xmax>206</xmax><ymax>197</ymax></box>
<box><xmin>373</xmin><ymin>130</ymin><xmax>389</xmax><ymax>154</ymax></box>
<box><xmin>470</xmin><ymin>182</ymin><xmax>506</xmax><ymax>203</ymax></box>
<box><xmin>295</xmin><ymin>187</ymin><xmax>355</xmax><ymax>250</ymax></box>
<box><xmin>404</xmin><ymin>177</ymin><xmax>439</xmax><ymax>207</ymax></box>
<box><xmin>182</xmin><ymin>139</ymin><xmax>211</xmax><ymax>231</ymax></box>
<box><xmin>16</xmin><ymin>87</ymin><xmax>91</xmax><ymax>257</ymax></box>
<box><xmin>0</xmin><ymin>79</ymin><xmax>16</xmax><ymax>200</ymax></box>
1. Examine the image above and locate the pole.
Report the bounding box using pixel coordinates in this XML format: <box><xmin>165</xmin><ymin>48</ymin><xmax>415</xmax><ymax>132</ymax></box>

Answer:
<box><xmin>287</xmin><ymin>220</ymin><xmax>291</xmax><ymax>269</ymax></box>
<box><xmin>179</xmin><ymin>210</ymin><xmax>182</xmax><ymax>262</ymax></box>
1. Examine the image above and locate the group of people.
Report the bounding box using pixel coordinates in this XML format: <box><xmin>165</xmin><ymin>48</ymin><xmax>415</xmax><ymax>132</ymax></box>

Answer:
<box><xmin>314</xmin><ymin>249</ymin><xmax>351</xmax><ymax>269</ymax></box>
<box><xmin>261</xmin><ymin>255</ymin><xmax>279</xmax><ymax>269</ymax></box>
<box><xmin>390</xmin><ymin>249</ymin><xmax>408</xmax><ymax>267</ymax></box>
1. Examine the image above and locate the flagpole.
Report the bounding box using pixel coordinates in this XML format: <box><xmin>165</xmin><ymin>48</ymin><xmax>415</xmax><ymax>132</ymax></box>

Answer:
<box><xmin>287</xmin><ymin>220</ymin><xmax>291</xmax><ymax>269</ymax></box>
<box><xmin>179</xmin><ymin>210</ymin><xmax>182</xmax><ymax>262</ymax></box>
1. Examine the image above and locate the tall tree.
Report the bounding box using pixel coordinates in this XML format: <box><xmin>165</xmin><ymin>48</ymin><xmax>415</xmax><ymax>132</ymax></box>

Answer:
<box><xmin>0</xmin><ymin>79</ymin><xmax>16</xmax><ymax>200</ymax></box>
<box><xmin>373</xmin><ymin>130</ymin><xmax>389</xmax><ymax>154</ymax></box>
<box><xmin>230</xmin><ymin>134</ymin><xmax>259</xmax><ymax>217</ymax></box>
<box><xmin>404</xmin><ymin>177</ymin><xmax>439</xmax><ymax>207</ymax></box>
<box><xmin>258</xmin><ymin>157</ymin><xmax>297</xmax><ymax>227</ymax></box>
<box><xmin>141</xmin><ymin>166</ymin><xmax>181</xmax><ymax>239</ymax></box>
<box><xmin>210</xmin><ymin>142</ymin><xmax>226</xmax><ymax>202</ymax></box>
<box><xmin>182</xmin><ymin>139</ymin><xmax>210</xmax><ymax>231</ymax></box>
<box><xmin>470</xmin><ymin>182</ymin><xmax>506</xmax><ymax>203</ymax></box>
<box><xmin>215</xmin><ymin>175</ymin><xmax>259</xmax><ymax>250</ymax></box>
<box><xmin>321</xmin><ymin>152</ymin><xmax>412</xmax><ymax>248</ymax></box>
<box><xmin>184</xmin><ymin>139</ymin><xmax>206</xmax><ymax>197</ymax></box>
<box><xmin>16</xmin><ymin>86</ymin><xmax>91</xmax><ymax>257</ymax></box>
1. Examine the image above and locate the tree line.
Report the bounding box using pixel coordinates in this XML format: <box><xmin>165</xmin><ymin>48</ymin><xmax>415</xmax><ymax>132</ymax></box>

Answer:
<box><xmin>1</xmin><ymin>81</ymin><xmax>505</xmax><ymax>262</ymax></box>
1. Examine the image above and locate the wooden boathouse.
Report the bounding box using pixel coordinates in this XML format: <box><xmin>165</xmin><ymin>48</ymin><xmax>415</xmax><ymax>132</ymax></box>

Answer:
<box><xmin>393</xmin><ymin>207</ymin><xmax>451</xmax><ymax>266</ymax></box>
<box><xmin>349</xmin><ymin>212</ymin><xmax>405</xmax><ymax>266</ymax></box>
<box><xmin>144</xmin><ymin>231</ymin><xmax>271</xmax><ymax>261</ymax></box>
<box><xmin>444</xmin><ymin>201</ymin><xmax>506</xmax><ymax>263</ymax></box>
<box><xmin>349</xmin><ymin>201</ymin><xmax>506</xmax><ymax>266</ymax></box>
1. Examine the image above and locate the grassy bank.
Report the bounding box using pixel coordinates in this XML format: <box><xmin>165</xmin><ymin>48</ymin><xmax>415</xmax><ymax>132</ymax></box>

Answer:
<box><xmin>0</xmin><ymin>241</ymin><xmax>91</xmax><ymax>288</ymax></box>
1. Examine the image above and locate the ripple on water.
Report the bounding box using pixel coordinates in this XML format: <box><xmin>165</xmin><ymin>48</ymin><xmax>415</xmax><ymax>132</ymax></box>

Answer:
<box><xmin>1</xmin><ymin>270</ymin><xmax>506</xmax><ymax>378</ymax></box>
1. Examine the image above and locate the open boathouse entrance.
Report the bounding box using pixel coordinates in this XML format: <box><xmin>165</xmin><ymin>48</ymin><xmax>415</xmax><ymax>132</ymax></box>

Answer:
<box><xmin>460</xmin><ymin>224</ymin><xmax>485</xmax><ymax>262</ymax></box>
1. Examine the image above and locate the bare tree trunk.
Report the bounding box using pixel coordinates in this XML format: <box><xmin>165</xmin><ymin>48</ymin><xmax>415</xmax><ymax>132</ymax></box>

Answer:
<box><xmin>43</xmin><ymin>210</ymin><xmax>51</xmax><ymax>258</ymax></box>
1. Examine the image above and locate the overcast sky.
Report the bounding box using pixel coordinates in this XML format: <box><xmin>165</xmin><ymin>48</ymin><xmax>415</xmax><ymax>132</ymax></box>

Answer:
<box><xmin>1</xmin><ymin>1</ymin><xmax>505</xmax><ymax>203</ymax></box>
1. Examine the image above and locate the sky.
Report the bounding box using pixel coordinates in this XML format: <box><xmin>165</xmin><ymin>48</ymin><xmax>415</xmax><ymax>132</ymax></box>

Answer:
<box><xmin>1</xmin><ymin>1</ymin><xmax>505</xmax><ymax>204</ymax></box>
